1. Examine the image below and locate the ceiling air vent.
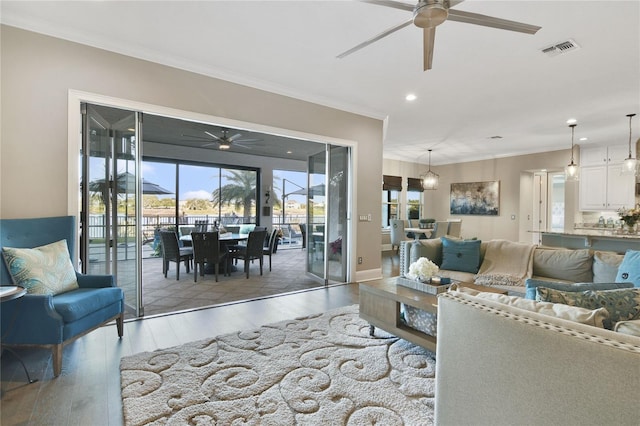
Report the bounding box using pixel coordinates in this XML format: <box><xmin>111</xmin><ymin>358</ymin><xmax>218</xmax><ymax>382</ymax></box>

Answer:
<box><xmin>541</xmin><ymin>39</ymin><xmax>580</xmax><ymax>57</ymax></box>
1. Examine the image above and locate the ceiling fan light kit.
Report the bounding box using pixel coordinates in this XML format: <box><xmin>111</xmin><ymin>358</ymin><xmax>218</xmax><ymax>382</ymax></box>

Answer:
<box><xmin>565</xmin><ymin>123</ymin><xmax>579</xmax><ymax>182</ymax></box>
<box><xmin>413</xmin><ymin>1</ymin><xmax>448</xmax><ymax>28</ymax></box>
<box><xmin>621</xmin><ymin>113</ymin><xmax>638</xmax><ymax>176</ymax></box>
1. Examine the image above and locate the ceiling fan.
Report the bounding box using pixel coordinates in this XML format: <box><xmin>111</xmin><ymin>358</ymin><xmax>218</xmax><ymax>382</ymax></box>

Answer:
<box><xmin>182</xmin><ymin>128</ymin><xmax>262</xmax><ymax>150</ymax></box>
<box><xmin>337</xmin><ymin>0</ymin><xmax>541</xmax><ymax>71</ymax></box>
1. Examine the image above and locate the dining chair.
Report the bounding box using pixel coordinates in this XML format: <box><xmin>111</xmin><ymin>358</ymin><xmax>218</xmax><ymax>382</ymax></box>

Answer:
<box><xmin>159</xmin><ymin>231</ymin><xmax>193</xmax><ymax>280</ymax></box>
<box><xmin>191</xmin><ymin>231</ymin><xmax>227</xmax><ymax>282</ymax></box>
<box><xmin>299</xmin><ymin>224</ymin><xmax>307</xmax><ymax>249</ymax></box>
<box><xmin>430</xmin><ymin>221</ymin><xmax>449</xmax><ymax>239</ymax></box>
<box><xmin>263</xmin><ymin>228</ymin><xmax>279</xmax><ymax>271</ymax></box>
<box><xmin>447</xmin><ymin>220</ymin><xmax>462</xmax><ymax>238</ymax></box>
<box><xmin>230</xmin><ymin>229</ymin><xmax>267</xmax><ymax>279</ymax></box>
<box><xmin>194</xmin><ymin>220</ymin><xmax>209</xmax><ymax>232</ymax></box>
<box><xmin>390</xmin><ymin>219</ymin><xmax>410</xmax><ymax>252</ymax></box>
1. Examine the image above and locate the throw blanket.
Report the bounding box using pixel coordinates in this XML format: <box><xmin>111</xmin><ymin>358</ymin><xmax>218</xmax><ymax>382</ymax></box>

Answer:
<box><xmin>475</xmin><ymin>240</ymin><xmax>535</xmax><ymax>286</ymax></box>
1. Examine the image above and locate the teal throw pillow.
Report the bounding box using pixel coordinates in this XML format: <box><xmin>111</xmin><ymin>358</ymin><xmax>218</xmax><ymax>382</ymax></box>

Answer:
<box><xmin>2</xmin><ymin>239</ymin><xmax>78</xmax><ymax>295</ymax></box>
<box><xmin>440</xmin><ymin>237</ymin><xmax>481</xmax><ymax>273</ymax></box>
<box><xmin>615</xmin><ymin>250</ymin><xmax>640</xmax><ymax>287</ymax></box>
<box><xmin>536</xmin><ymin>287</ymin><xmax>640</xmax><ymax>329</ymax></box>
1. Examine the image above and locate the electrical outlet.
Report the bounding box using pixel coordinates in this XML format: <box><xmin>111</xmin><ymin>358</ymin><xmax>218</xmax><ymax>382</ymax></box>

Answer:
<box><xmin>358</xmin><ymin>257</ymin><xmax>363</xmax><ymax>264</ymax></box>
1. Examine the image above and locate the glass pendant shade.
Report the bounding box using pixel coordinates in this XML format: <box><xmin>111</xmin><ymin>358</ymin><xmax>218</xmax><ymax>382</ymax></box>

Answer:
<box><xmin>621</xmin><ymin>113</ymin><xmax>637</xmax><ymax>176</ymax></box>
<box><xmin>565</xmin><ymin>124</ymin><xmax>579</xmax><ymax>181</ymax></box>
<box><xmin>421</xmin><ymin>149</ymin><xmax>439</xmax><ymax>190</ymax></box>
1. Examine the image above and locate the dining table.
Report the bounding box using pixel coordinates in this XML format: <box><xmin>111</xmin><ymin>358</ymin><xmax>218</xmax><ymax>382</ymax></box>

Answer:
<box><xmin>404</xmin><ymin>227</ymin><xmax>433</xmax><ymax>240</ymax></box>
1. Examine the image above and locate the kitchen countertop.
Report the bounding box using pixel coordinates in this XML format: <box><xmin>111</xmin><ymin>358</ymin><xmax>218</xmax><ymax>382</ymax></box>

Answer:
<box><xmin>540</xmin><ymin>230</ymin><xmax>640</xmax><ymax>240</ymax></box>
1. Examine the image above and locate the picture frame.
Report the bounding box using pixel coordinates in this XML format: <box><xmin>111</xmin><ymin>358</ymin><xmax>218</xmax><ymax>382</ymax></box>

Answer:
<box><xmin>450</xmin><ymin>181</ymin><xmax>500</xmax><ymax>216</ymax></box>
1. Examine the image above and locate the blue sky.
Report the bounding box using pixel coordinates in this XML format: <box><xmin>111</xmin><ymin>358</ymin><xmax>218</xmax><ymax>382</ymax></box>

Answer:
<box><xmin>140</xmin><ymin>161</ymin><xmax>308</xmax><ymax>203</ymax></box>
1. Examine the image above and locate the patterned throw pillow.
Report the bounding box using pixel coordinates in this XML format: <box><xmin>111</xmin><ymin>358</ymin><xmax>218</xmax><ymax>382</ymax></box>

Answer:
<box><xmin>2</xmin><ymin>239</ymin><xmax>78</xmax><ymax>295</ymax></box>
<box><xmin>536</xmin><ymin>287</ymin><xmax>640</xmax><ymax>330</ymax></box>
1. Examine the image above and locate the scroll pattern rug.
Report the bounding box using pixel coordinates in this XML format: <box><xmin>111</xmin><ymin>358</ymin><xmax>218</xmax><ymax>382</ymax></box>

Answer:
<box><xmin>120</xmin><ymin>305</ymin><xmax>435</xmax><ymax>425</ymax></box>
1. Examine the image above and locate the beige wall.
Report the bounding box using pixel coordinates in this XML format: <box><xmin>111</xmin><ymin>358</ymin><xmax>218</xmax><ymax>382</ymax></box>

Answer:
<box><xmin>384</xmin><ymin>149</ymin><xmax>579</xmax><ymax>243</ymax></box>
<box><xmin>0</xmin><ymin>26</ymin><xmax>384</xmax><ymax>276</ymax></box>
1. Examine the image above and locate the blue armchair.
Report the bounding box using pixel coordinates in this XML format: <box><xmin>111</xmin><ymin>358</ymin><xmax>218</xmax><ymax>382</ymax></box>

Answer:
<box><xmin>1</xmin><ymin>216</ymin><xmax>124</xmax><ymax>377</ymax></box>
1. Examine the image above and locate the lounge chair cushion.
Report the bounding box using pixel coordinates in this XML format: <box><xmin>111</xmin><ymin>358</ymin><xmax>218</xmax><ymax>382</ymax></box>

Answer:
<box><xmin>2</xmin><ymin>239</ymin><xmax>79</xmax><ymax>295</ymax></box>
<box><xmin>52</xmin><ymin>287</ymin><xmax>124</xmax><ymax>323</ymax></box>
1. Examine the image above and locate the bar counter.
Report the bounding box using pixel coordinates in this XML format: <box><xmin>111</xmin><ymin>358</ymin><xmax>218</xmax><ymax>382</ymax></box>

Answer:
<box><xmin>540</xmin><ymin>230</ymin><xmax>640</xmax><ymax>253</ymax></box>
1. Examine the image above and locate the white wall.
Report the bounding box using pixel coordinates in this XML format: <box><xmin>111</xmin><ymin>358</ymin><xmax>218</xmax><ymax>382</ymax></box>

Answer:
<box><xmin>0</xmin><ymin>25</ymin><xmax>384</xmax><ymax>277</ymax></box>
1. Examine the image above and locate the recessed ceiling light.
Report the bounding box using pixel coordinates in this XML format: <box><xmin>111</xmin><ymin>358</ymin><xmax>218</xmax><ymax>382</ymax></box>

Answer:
<box><xmin>579</xmin><ymin>137</ymin><xmax>588</xmax><ymax>141</ymax></box>
<box><xmin>405</xmin><ymin>94</ymin><xmax>417</xmax><ymax>101</ymax></box>
<box><xmin>566</xmin><ymin>118</ymin><xmax>577</xmax><ymax>124</ymax></box>
<box><xmin>287</xmin><ymin>150</ymin><xmax>292</xmax><ymax>154</ymax></box>
<box><xmin>541</xmin><ymin>169</ymin><xmax>547</xmax><ymax>172</ymax></box>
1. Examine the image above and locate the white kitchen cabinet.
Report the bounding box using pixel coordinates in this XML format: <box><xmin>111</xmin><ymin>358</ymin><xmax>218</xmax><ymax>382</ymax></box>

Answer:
<box><xmin>579</xmin><ymin>144</ymin><xmax>636</xmax><ymax>211</ymax></box>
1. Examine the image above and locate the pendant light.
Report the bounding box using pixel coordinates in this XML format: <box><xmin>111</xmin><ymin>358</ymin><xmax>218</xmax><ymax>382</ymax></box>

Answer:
<box><xmin>565</xmin><ymin>124</ymin><xmax>579</xmax><ymax>181</ymax></box>
<box><xmin>621</xmin><ymin>113</ymin><xmax>638</xmax><ymax>176</ymax></box>
<box><xmin>421</xmin><ymin>149</ymin><xmax>439</xmax><ymax>190</ymax></box>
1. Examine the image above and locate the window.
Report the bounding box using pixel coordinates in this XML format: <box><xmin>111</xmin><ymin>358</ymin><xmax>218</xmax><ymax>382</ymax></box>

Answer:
<box><xmin>382</xmin><ymin>175</ymin><xmax>402</xmax><ymax>228</ymax></box>
<box><xmin>406</xmin><ymin>177</ymin><xmax>424</xmax><ymax>220</ymax></box>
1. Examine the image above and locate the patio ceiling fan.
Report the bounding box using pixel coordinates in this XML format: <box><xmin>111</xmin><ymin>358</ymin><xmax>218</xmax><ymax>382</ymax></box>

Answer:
<box><xmin>337</xmin><ymin>0</ymin><xmax>541</xmax><ymax>71</ymax></box>
<box><xmin>182</xmin><ymin>128</ymin><xmax>262</xmax><ymax>150</ymax></box>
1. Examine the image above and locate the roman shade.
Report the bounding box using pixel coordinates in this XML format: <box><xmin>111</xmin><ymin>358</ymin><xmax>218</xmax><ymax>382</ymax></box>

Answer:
<box><xmin>383</xmin><ymin>175</ymin><xmax>402</xmax><ymax>191</ymax></box>
<box><xmin>407</xmin><ymin>177</ymin><xmax>424</xmax><ymax>192</ymax></box>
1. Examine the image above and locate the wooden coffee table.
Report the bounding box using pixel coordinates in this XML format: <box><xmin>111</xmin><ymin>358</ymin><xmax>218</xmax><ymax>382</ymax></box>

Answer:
<box><xmin>359</xmin><ymin>277</ymin><xmax>507</xmax><ymax>352</ymax></box>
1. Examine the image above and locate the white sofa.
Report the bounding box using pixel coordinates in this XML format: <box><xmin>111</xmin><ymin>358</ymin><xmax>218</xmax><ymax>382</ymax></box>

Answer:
<box><xmin>434</xmin><ymin>288</ymin><xmax>640</xmax><ymax>426</ymax></box>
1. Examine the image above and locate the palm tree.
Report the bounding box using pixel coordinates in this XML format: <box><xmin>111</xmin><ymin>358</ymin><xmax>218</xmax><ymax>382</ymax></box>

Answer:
<box><xmin>212</xmin><ymin>170</ymin><xmax>257</xmax><ymax>221</ymax></box>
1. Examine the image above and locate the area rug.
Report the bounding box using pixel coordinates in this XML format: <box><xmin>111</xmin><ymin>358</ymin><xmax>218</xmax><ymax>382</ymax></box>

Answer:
<box><xmin>120</xmin><ymin>305</ymin><xmax>436</xmax><ymax>425</ymax></box>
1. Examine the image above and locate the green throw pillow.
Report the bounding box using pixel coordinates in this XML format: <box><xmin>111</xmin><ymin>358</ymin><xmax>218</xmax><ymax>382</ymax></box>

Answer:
<box><xmin>2</xmin><ymin>239</ymin><xmax>79</xmax><ymax>295</ymax></box>
<box><xmin>440</xmin><ymin>237</ymin><xmax>481</xmax><ymax>273</ymax></box>
<box><xmin>536</xmin><ymin>287</ymin><xmax>640</xmax><ymax>330</ymax></box>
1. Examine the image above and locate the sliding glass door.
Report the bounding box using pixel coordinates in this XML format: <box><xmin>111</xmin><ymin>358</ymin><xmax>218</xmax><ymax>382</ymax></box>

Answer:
<box><xmin>307</xmin><ymin>145</ymin><xmax>350</xmax><ymax>284</ymax></box>
<box><xmin>80</xmin><ymin>104</ymin><xmax>142</xmax><ymax>316</ymax></box>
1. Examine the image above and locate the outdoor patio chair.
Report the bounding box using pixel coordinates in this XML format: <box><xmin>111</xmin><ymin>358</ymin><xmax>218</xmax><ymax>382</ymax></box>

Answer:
<box><xmin>159</xmin><ymin>231</ymin><xmax>193</xmax><ymax>280</ymax></box>
<box><xmin>191</xmin><ymin>231</ymin><xmax>227</xmax><ymax>282</ymax></box>
<box><xmin>263</xmin><ymin>228</ymin><xmax>279</xmax><ymax>271</ymax></box>
<box><xmin>230</xmin><ymin>229</ymin><xmax>267</xmax><ymax>279</ymax></box>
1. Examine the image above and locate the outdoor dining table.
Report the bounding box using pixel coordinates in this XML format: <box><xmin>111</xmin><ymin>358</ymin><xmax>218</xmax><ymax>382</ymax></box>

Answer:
<box><xmin>180</xmin><ymin>233</ymin><xmax>249</xmax><ymax>274</ymax></box>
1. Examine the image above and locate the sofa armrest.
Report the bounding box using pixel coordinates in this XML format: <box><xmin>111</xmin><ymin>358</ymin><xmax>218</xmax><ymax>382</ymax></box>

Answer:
<box><xmin>0</xmin><ymin>294</ymin><xmax>64</xmax><ymax>344</ymax></box>
<box><xmin>76</xmin><ymin>272</ymin><xmax>115</xmax><ymax>289</ymax></box>
<box><xmin>435</xmin><ymin>291</ymin><xmax>640</xmax><ymax>426</ymax></box>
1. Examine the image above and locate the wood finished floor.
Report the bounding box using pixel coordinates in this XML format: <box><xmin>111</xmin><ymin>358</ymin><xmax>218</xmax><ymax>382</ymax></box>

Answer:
<box><xmin>0</xmin><ymin>252</ymin><xmax>399</xmax><ymax>426</ymax></box>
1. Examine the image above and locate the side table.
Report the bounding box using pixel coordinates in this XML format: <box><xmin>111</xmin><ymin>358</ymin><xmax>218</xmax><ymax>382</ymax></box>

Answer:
<box><xmin>1</xmin><ymin>286</ymin><xmax>38</xmax><ymax>383</ymax></box>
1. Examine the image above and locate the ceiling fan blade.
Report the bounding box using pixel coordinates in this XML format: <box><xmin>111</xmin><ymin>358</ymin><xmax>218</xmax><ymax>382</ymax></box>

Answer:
<box><xmin>204</xmin><ymin>131</ymin><xmax>224</xmax><ymax>142</ymax></box>
<box><xmin>236</xmin><ymin>138</ymin><xmax>261</xmax><ymax>143</ymax></box>
<box><xmin>447</xmin><ymin>9</ymin><xmax>541</xmax><ymax>34</ymax></box>
<box><xmin>201</xmin><ymin>142</ymin><xmax>217</xmax><ymax>147</ymax></box>
<box><xmin>337</xmin><ymin>18</ymin><xmax>413</xmax><ymax>59</ymax></box>
<box><xmin>228</xmin><ymin>133</ymin><xmax>244</xmax><ymax>142</ymax></box>
<box><xmin>423</xmin><ymin>27</ymin><xmax>436</xmax><ymax>71</ymax></box>
<box><xmin>360</xmin><ymin>0</ymin><xmax>413</xmax><ymax>12</ymax></box>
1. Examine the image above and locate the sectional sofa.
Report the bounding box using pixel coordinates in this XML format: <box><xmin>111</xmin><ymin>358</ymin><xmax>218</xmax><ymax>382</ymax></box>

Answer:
<box><xmin>399</xmin><ymin>237</ymin><xmax>636</xmax><ymax>296</ymax></box>
<box><xmin>434</xmin><ymin>285</ymin><xmax>640</xmax><ymax>425</ymax></box>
